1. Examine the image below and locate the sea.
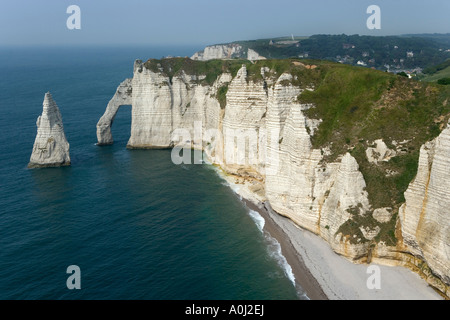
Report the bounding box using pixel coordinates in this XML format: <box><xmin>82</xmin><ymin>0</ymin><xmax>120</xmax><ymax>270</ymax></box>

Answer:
<box><xmin>0</xmin><ymin>46</ymin><xmax>301</xmax><ymax>300</ymax></box>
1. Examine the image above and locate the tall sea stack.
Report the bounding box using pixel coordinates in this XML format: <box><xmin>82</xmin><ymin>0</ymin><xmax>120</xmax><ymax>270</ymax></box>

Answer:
<box><xmin>28</xmin><ymin>92</ymin><xmax>71</xmax><ymax>168</ymax></box>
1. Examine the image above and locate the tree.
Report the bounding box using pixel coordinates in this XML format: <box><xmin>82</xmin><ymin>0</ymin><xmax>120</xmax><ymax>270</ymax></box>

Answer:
<box><xmin>437</xmin><ymin>77</ymin><xmax>450</xmax><ymax>85</ymax></box>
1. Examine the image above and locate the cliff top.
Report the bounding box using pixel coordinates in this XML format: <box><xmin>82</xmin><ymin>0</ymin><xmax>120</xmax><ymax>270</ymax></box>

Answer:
<box><xmin>143</xmin><ymin>56</ymin><xmax>326</xmax><ymax>86</ymax></box>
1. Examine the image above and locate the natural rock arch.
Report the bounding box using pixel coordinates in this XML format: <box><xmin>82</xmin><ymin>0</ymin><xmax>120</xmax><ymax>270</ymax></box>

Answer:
<box><xmin>96</xmin><ymin>78</ymin><xmax>132</xmax><ymax>145</ymax></box>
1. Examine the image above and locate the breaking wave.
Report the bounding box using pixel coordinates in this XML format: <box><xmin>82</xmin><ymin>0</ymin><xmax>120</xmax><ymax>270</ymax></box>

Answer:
<box><xmin>266</xmin><ymin>233</ymin><xmax>296</xmax><ymax>286</ymax></box>
<box><xmin>248</xmin><ymin>209</ymin><xmax>265</xmax><ymax>233</ymax></box>
<box><xmin>247</xmin><ymin>208</ymin><xmax>309</xmax><ymax>300</ymax></box>
<box><xmin>206</xmin><ymin>161</ymin><xmax>307</xmax><ymax>299</ymax></box>
<box><xmin>247</xmin><ymin>210</ymin><xmax>296</xmax><ymax>287</ymax></box>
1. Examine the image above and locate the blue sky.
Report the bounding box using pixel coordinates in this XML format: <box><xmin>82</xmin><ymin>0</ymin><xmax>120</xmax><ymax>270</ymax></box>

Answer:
<box><xmin>0</xmin><ymin>0</ymin><xmax>449</xmax><ymax>46</ymax></box>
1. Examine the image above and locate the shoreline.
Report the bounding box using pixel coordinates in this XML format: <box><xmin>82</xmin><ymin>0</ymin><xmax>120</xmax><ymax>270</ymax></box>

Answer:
<box><xmin>218</xmin><ymin>169</ymin><xmax>442</xmax><ymax>300</ymax></box>
<box><xmin>243</xmin><ymin>197</ymin><xmax>442</xmax><ymax>300</ymax></box>
<box><xmin>241</xmin><ymin>197</ymin><xmax>328</xmax><ymax>300</ymax></box>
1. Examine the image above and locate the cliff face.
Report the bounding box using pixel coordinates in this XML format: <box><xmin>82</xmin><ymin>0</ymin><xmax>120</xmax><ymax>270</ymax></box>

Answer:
<box><xmin>399</xmin><ymin>124</ymin><xmax>450</xmax><ymax>294</ymax></box>
<box><xmin>191</xmin><ymin>44</ymin><xmax>266</xmax><ymax>61</ymax></box>
<box><xmin>29</xmin><ymin>92</ymin><xmax>70</xmax><ymax>168</ymax></box>
<box><xmin>97</xmin><ymin>59</ymin><xmax>449</xmax><ymax>297</ymax></box>
<box><xmin>191</xmin><ymin>44</ymin><xmax>243</xmax><ymax>60</ymax></box>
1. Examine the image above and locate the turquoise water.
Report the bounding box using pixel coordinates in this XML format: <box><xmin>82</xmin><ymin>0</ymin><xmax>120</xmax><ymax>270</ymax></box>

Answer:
<box><xmin>0</xmin><ymin>46</ymin><xmax>300</xmax><ymax>299</ymax></box>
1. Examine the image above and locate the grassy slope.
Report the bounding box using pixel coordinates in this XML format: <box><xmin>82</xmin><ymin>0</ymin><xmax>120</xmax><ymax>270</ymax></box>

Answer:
<box><xmin>298</xmin><ymin>61</ymin><xmax>450</xmax><ymax>244</ymax></box>
<box><xmin>421</xmin><ymin>65</ymin><xmax>450</xmax><ymax>82</ymax></box>
<box><xmin>299</xmin><ymin>61</ymin><xmax>450</xmax><ymax>205</ymax></box>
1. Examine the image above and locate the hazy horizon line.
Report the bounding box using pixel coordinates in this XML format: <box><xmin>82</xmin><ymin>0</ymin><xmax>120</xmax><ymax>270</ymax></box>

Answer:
<box><xmin>1</xmin><ymin>32</ymin><xmax>449</xmax><ymax>49</ymax></box>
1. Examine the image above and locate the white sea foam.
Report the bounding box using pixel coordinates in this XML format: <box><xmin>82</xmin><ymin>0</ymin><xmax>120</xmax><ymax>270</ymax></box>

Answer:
<box><xmin>231</xmin><ymin>185</ymin><xmax>241</xmax><ymax>196</ymax></box>
<box><xmin>201</xmin><ymin>155</ymin><xmax>212</xmax><ymax>165</ymax></box>
<box><xmin>222</xmin><ymin>177</ymin><xmax>241</xmax><ymax>195</ymax></box>
<box><xmin>248</xmin><ymin>209</ymin><xmax>265</xmax><ymax>233</ymax></box>
<box><xmin>247</xmin><ymin>209</ymin><xmax>298</xmax><ymax>291</ymax></box>
<box><xmin>264</xmin><ymin>231</ymin><xmax>309</xmax><ymax>299</ymax></box>
<box><xmin>206</xmin><ymin>160</ymin><xmax>306</xmax><ymax>298</ymax></box>
<box><xmin>266</xmin><ymin>236</ymin><xmax>296</xmax><ymax>287</ymax></box>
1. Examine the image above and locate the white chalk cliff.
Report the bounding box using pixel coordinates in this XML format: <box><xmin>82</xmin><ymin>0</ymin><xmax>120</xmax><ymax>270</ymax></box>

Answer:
<box><xmin>98</xmin><ymin>60</ymin><xmax>449</xmax><ymax>297</ymax></box>
<box><xmin>191</xmin><ymin>44</ymin><xmax>243</xmax><ymax>61</ymax></box>
<box><xmin>399</xmin><ymin>122</ymin><xmax>450</xmax><ymax>294</ymax></box>
<box><xmin>191</xmin><ymin>44</ymin><xmax>265</xmax><ymax>61</ymax></box>
<box><xmin>28</xmin><ymin>92</ymin><xmax>70</xmax><ymax>168</ymax></box>
<box><xmin>247</xmin><ymin>48</ymin><xmax>266</xmax><ymax>61</ymax></box>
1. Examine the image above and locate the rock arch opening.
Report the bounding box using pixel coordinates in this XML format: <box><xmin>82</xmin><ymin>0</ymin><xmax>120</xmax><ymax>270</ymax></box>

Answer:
<box><xmin>96</xmin><ymin>78</ymin><xmax>132</xmax><ymax>145</ymax></box>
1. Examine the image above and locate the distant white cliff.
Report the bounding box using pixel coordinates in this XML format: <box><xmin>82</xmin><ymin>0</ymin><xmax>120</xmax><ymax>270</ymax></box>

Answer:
<box><xmin>191</xmin><ymin>44</ymin><xmax>265</xmax><ymax>61</ymax></box>
<box><xmin>28</xmin><ymin>92</ymin><xmax>70</xmax><ymax>168</ymax></box>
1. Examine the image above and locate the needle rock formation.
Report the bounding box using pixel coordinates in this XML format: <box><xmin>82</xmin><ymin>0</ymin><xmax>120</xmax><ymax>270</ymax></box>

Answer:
<box><xmin>28</xmin><ymin>92</ymin><xmax>71</xmax><ymax>168</ymax></box>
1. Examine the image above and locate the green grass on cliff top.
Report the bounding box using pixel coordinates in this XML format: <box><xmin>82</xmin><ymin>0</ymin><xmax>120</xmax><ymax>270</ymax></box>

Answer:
<box><xmin>143</xmin><ymin>57</ymin><xmax>322</xmax><ymax>86</ymax></box>
<box><xmin>144</xmin><ymin>58</ymin><xmax>244</xmax><ymax>85</ymax></box>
